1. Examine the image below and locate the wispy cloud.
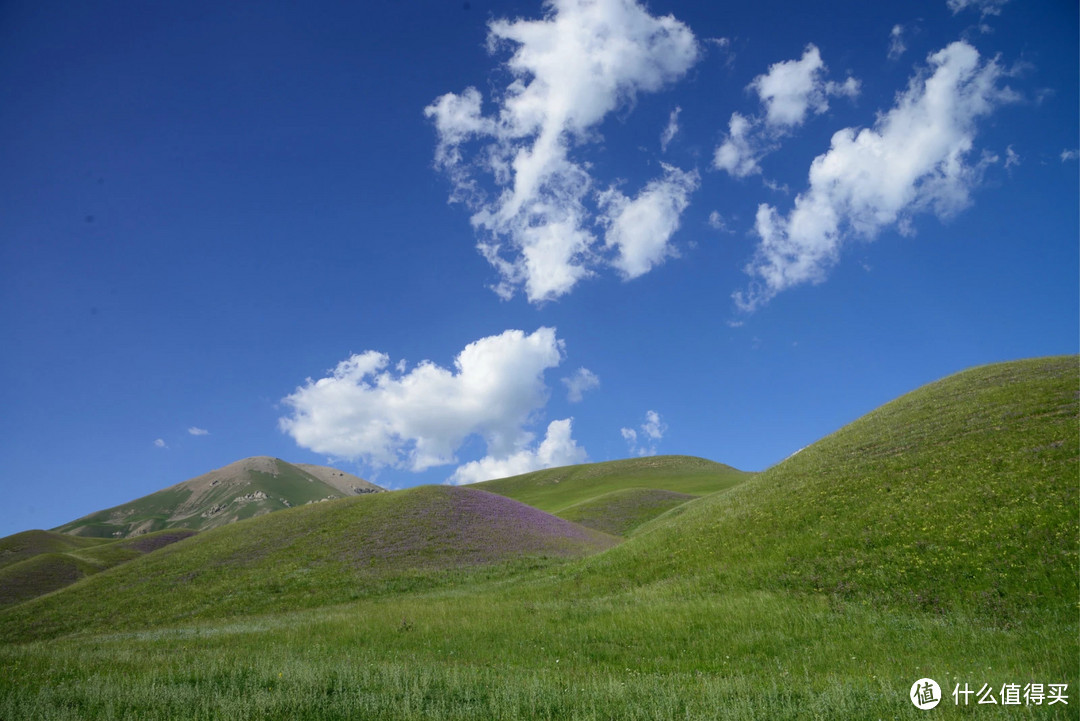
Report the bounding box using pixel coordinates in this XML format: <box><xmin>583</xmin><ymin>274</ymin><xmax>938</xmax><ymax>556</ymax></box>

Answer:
<box><xmin>562</xmin><ymin>367</ymin><xmax>600</xmax><ymax>403</ymax></box>
<box><xmin>1004</xmin><ymin>145</ymin><xmax>1020</xmax><ymax>169</ymax></box>
<box><xmin>187</xmin><ymin>427</ymin><xmax>209</xmax><ymax>436</ymax></box>
<box><xmin>621</xmin><ymin>410</ymin><xmax>666</xmax><ymax>456</ymax></box>
<box><xmin>1061</xmin><ymin>149</ymin><xmax>1079</xmax><ymax>162</ymax></box>
<box><xmin>707</xmin><ymin>36</ymin><xmax>736</xmax><ymax>69</ymax></box>
<box><xmin>714</xmin><ymin>44</ymin><xmax>859</xmax><ymax>179</ymax></box>
<box><xmin>708</xmin><ymin>210</ymin><xmax>735</xmax><ymax>233</ymax></box>
<box><xmin>427</xmin><ymin>0</ymin><xmax>700</xmax><ymax>303</ymax></box>
<box><xmin>947</xmin><ymin>0</ymin><xmax>1009</xmax><ymax>17</ymax></box>
<box><xmin>153</xmin><ymin>438</ymin><xmax>167</xmax><ymax>449</ymax></box>
<box><xmin>280</xmin><ymin>328</ymin><xmax>566</xmax><ymax>472</ymax></box>
<box><xmin>888</xmin><ymin>25</ymin><xmax>907</xmax><ymax>61</ymax></box>
<box><xmin>660</xmin><ymin>106</ymin><xmax>681</xmax><ymax>152</ymax></box>
<box><xmin>734</xmin><ymin>41</ymin><xmax>1016</xmax><ymax>312</ymax></box>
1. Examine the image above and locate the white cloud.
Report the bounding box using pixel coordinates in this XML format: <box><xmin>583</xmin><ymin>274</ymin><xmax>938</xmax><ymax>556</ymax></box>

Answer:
<box><xmin>279</xmin><ymin>328</ymin><xmax>565</xmax><ymax>471</ymax></box>
<box><xmin>708</xmin><ymin>210</ymin><xmax>734</xmax><ymax>233</ymax></box>
<box><xmin>187</xmin><ymin>427</ymin><xmax>209</xmax><ymax>436</ymax></box>
<box><xmin>713</xmin><ymin>112</ymin><xmax>763</xmax><ymax>178</ymax></box>
<box><xmin>714</xmin><ymin>45</ymin><xmax>859</xmax><ymax>179</ymax></box>
<box><xmin>597</xmin><ymin>164</ymin><xmax>700</xmax><ymax>279</ymax></box>
<box><xmin>562</xmin><ymin>367</ymin><xmax>600</xmax><ymax>402</ymax></box>
<box><xmin>641</xmin><ymin>410</ymin><xmax>665</xmax><ymax>440</ymax></box>
<box><xmin>751</xmin><ymin>44</ymin><xmax>858</xmax><ymax>130</ymax></box>
<box><xmin>1004</xmin><ymin>145</ymin><xmax>1020</xmax><ymax>169</ymax></box>
<box><xmin>734</xmin><ymin>41</ymin><xmax>1016</xmax><ymax>312</ymax></box>
<box><xmin>427</xmin><ymin>0</ymin><xmax>700</xmax><ymax>303</ymax></box>
<box><xmin>706</xmin><ymin>36</ymin><xmax>736</xmax><ymax>70</ymax></box>
<box><xmin>888</xmin><ymin>25</ymin><xmax>907</xmax><ymax>60</ymax></box>
<box><xmin>153</xmin><ymin>438</ymin><xmax>167</xmax><ymax>448</ymax></box>
<box><xmin>621</xmin><ymin>409</ymin><xmax>666</xmax><ymax>456</ymax></box>
<box><xmin>947</xmin><ymin>0</ymin><xmax>1008</xmax><ymax>16</ymax></box>
<box><xmin>447</xmin><ymin>418</ymin><xmax>587</xmax><ymax>484</ymax></box>
<box><xmin>1061</xmin><ymin>149</ymin><xmax>1079</xmax><ymax>162</ymax></box>
<box><xmin>660</xmin><ymin>106</ymin><xmax>681</xmax><ymax>151</ymax></box>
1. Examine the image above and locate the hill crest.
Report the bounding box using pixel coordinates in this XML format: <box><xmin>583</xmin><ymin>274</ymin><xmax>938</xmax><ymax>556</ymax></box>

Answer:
<box><xmin>53</xmin><ymin>457</ymin><xmax>384</xmax><ymax>538</ymax></box>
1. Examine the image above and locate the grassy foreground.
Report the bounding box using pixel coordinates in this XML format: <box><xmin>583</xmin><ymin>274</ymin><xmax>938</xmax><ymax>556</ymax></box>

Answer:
<box><xmin>0</xmin><ymin>581</ymin><xmax>1073</xmax><ymax>719</ymax></box>
<box><xmin>0</xmin><ymin>357</ymin><xmax>1076</xmax><ymax>719</ymax></box>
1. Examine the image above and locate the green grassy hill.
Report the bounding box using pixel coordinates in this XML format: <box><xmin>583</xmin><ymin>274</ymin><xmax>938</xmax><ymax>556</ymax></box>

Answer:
<box><xmin>0</xmin><ymin>528</ymin><xmax>197</xmax><ymax>609</ymax></box>
<box><xmin>54</xmin><ymin>456</ymin><xmax>383</xmax><ymax>538</ymax></box>
<box><xmin>581</xmin><ymin>355</ymin><xmax>1079</xmax><ymax>621</ymax></box>
<box><xmin>476</xmin><ymin>455</ymin><xmax>750</xmax><ymax>533</ymax></box>
<box><xmin>0</xmin><ymin>357</ymin><xmax>1075</xmax><ymax>720</ymax></box>
<box><xmin>557</xmin><ymin>488</ymin><xmax>697</xmax><ymax>536</ymax></box>
<box><xmin>0</xmin><ymin>530</ymin><xmax>106</xmax><ymax>570</ymax></box>
<box><xmin>0</xmin><ymin>485</ymin><xmax>617</xmax><ymax>641</ymax></box>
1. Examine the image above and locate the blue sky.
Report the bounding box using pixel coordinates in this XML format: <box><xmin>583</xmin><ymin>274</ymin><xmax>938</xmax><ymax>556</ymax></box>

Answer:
<box><xmin>1</xmin><ymin>0</ymin><xmax>1076</xmax><ymax>536</ymax></box>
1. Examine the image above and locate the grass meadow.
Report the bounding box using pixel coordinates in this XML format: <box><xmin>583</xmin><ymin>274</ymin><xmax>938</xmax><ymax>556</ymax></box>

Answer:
<box><xmin>1</xmin><ymin>572</ymin><xmax>1074</xmax><ymax>719</ymax></box>
<box><xmin>1</xmin><ymin>357</ymin><xmax>1076</xmax><ymax>719</ymax></box>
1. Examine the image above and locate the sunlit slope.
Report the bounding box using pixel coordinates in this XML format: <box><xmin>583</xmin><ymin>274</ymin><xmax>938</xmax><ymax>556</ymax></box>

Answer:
<box><xmin>0</xmin><ymin>529</ymin><xmax>197</xmax><ymax>609</ymax></box>
<box><xmin>54</xmin><ymin>457</ymin><xmax>383</xmax><ymax>538</ymax></box>
<box><xmin>0</xmin><ymin>486</ymin><xmax>618</xmax><ymax>642</ymax></box>
<box><xmin>477</xmin><ymin>455</ymin><xmax>751</xmax><ymax>514</ymax></box>
<box><xmin>0</xmin><ymin>530</ymin><xmax>106</xmax><ymax>570</ymax></box>
<box><xmin>557</xmin><ymin>488</ymin><xmax>697</xmax><ymax>536</ymax></box>
<box><xmin>584</xmin><ymin>356</ymin><xmax>1079</xmax><ymax>620</ymax></box>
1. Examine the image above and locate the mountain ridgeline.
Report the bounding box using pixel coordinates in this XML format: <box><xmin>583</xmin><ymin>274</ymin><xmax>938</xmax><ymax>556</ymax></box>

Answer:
<box><xmin>53</xmin><ymin>457</ymin><xmax>384</xmax><ymax>538</ymax></box>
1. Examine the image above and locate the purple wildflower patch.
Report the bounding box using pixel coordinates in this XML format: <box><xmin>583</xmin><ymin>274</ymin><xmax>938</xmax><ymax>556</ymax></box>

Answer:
<box><xmin>336</xmin><ymin>486</ymin><xmax>619</xmax><ymax>571</ymax></box>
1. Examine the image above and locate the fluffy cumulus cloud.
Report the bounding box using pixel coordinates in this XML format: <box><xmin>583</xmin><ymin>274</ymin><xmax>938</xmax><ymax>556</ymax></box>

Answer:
<box><xmin>426</xmin><ymin>0</ymin><xmax>700</xmax><ymax>303</ymax></box>
<box><xmin>279</xmin><ymin>328</ymin><xmax>567</xmax><ymax>471</ymax></box>
<box><xmin>714</xmin><ymin>112</ymin><xmax>763</xmax><ymax>178</ymax></box>
<box><xmin>751</xmin><ymin>44</ymin><xmax>859</xmax><ymax>129</ymax></box>
<box><xmin>714</xmin><ymin>45</ymin><xmax>859</xmax><ymax>179</ymax></box>
<box><xmin>153</xmin><ymin>438</ymin><xmax>167</xmax><ymax>448</ymax></box>
<box><xmin>562</xmin><ymin>367</ymin><xmax>600</xmax><ymax>402</ymax></box>
<box><xmin>621</xmin><ymin>409</ymin><xmax>666</xmax><ymax>456</ymax></box>
<box><xmin>448</xmin><ymin>418</ymin><xmax>587</xmax><ymax>484</ymax></box>
<box><xmin>734</xmin><ymin>41</ymin><xmax>1016</xmax><ymax>311</ymax></box>
<box><xmin>597</xmin><ymin>165</ymin><xmax>699</xmax><ymax>279</ymax></box>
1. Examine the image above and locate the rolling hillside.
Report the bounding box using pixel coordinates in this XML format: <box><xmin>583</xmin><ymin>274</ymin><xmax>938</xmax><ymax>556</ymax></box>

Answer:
<box><xmin>476</xmin><ymin>455</ymin><xmax>751</xmax><ymax>534</ymax></box>
<box><xmin>0</xmin><ymin>530</ymin><xmax>107</xmax><ymax>570</ymax></box>
<box><xmin>582</xmin><ymin>356</ymin><xmax>1079</xmax><ymax>620</ymax></box>
<box><xmin>0</xmin><ymin>357</ymin><xmax>1075</xmax><ymax>719</ymax></box>
<box><xmin>557</xmin><ymin>488</ymin><xmax>698</xmax><ymax>536</ymax></box>
<box><xmin>54</xmin><ymin>457</ymin><xmax>383</xmax><ymax>538</ymax></box>
<box><xmin>0</xmin><ymin>485</ymin><xmax>618</xmax><ymax>641</ymax></box>
<box><xmin>0</xmin><ymin>529</ymin><xmax>197</xmax><ymax>608</ymax></box>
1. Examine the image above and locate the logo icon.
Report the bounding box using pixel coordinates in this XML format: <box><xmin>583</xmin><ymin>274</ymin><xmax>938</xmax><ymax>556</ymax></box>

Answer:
<box><xmin>911</xmin><ymin>678</ymin><xmax>942</xmax><ymax>709</ymax></box>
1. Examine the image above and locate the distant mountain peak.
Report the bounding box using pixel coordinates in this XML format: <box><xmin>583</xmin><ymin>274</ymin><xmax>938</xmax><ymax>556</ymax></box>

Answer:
<box><xmin>53</xmin><ymin>458</ymin><xmax>384</xmax><ymax>539</ymax></box>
